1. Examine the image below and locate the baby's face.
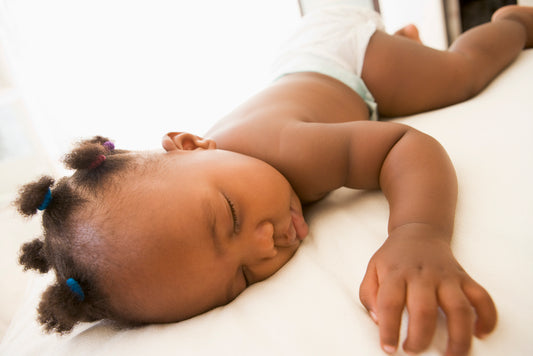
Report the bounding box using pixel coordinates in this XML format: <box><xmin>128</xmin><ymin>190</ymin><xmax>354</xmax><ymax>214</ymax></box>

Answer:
<box><xmin>104</xmin><ymin>148</ymin><xmax>308</xmax><ymax>323</ymax></box>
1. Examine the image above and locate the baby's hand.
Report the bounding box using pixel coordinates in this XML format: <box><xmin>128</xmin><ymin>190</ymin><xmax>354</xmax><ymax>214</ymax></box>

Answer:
<box><xmin>359</xmin><ymin>224</ymin><xmax>497</xmax><ymax>356</ymax></box>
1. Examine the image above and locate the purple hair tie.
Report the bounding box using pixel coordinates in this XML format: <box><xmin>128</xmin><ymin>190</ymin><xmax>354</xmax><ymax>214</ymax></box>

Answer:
<box><xmin>66</xmin><ymin>278</ymin><xmax>85</xmax><ymax>301</ymax></box>
<box><xmin>103</xmin><ymin>141</ymin><xmax>115</xmax><ymax>151</ymax></box>
<box><xmin>37</xmin><ymin>188</ymin><xmax>52</xmax><ymax>211</ymax></box>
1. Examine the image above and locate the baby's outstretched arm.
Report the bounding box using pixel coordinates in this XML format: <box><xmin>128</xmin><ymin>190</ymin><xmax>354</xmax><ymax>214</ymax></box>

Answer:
<box><xmin>355</xmin><ymin>127</ymin><xmax>496</xmax><ymax>356</ymax></box>
<box><xmin>274</xmin><ymin>120</ymin><xmax>496</xmax><ymax>356</ymax></box>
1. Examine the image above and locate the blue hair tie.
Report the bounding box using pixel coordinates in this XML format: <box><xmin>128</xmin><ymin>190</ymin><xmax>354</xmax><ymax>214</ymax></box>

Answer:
<box><xmin>37</xmin><ymin>188</ymin><xmax>52</xmax><ymax>211</ymax></box>
<box><xmin>66</xmin><ymin>278</ymin><xmax>85</xmax><ymax>301</ymax></box>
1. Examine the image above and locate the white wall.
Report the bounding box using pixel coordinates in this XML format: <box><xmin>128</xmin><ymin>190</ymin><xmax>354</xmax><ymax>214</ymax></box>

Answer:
<box><xmin>300</xmin><ymin>0</ymin><xmax>374</xmax><ymax>14</ymax></box>
<box><xmin>1</xmin><ymin>0</ymin><xmax>300</xmax><ymax>159</ymax></box>
<box><xmin>379</xmin><ymin>0</ymin><xmax>448</xmax><ymax>49</ymax></box>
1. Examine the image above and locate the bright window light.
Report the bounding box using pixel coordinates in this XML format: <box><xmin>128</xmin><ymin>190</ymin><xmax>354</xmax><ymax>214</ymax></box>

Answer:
<box><xmin>2</xmin><ymin>0</ymin><xmax>300</xmax><ymax>157</ymax></box>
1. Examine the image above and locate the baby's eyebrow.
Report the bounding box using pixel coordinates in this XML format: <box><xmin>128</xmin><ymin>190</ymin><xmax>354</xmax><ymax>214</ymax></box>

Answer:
<box><xmin>203</xmin><ymin>196</ymin><xmax>224</xmax><ymax>256</ymax></box>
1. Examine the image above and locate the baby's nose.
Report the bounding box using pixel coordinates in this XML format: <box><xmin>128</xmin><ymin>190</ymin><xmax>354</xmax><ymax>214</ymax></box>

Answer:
<box><xmin>255</xmin><ymin>220</ymin><xmax>274</xmax><ymax>240</ymax></box>
<box><xmin>251</xmin><ymin>221</ymin><xmax>277</xmax><ymax>259</ymax></box>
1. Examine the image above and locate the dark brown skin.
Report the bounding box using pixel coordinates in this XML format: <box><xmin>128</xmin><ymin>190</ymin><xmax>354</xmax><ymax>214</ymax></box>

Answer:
<box><xmin>159</xmin><ymin>6</ymin><xmax>533</xmax><ymax>356</ymax></box>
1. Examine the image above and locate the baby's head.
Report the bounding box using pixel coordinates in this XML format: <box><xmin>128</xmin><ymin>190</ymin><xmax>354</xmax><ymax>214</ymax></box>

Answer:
<box><xmin>15</xmin><ymin>134</ymin><xmax>308</xmax><ymax>333</ymax></box>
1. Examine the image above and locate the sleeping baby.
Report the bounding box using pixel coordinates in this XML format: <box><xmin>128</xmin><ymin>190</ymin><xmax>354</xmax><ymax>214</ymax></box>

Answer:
<box><xmin>14</xmin><ymin>4</ymin><xmax>533</xmax><ymax>356</ymax></box>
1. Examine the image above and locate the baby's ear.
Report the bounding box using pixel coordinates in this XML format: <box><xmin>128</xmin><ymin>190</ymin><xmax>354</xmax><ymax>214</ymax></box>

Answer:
<box><xmin>162</xmin><ymin>132</ymin><xmax>216</xmax><ymax>152</ymax></box>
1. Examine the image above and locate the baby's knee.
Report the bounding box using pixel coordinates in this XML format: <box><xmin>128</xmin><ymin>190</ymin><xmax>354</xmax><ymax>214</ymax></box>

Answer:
<box><xmin>492</xmin><ymin>5</ymin><xmax>533</xmax><ymax>48</ymax></box>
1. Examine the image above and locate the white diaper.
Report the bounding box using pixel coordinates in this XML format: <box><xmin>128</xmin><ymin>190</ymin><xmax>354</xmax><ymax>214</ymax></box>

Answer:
<box><xmin>272</xmin><ymin>5</ymin><xmax>385</xmax><ymax>120</ymax></box>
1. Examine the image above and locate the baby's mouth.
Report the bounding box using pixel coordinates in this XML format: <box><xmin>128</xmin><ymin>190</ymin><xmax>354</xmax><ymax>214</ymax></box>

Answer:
<box><xmin>274</xmin><ymin>208</ymin><xmax>308</xmax><ymax>248</ymax></box>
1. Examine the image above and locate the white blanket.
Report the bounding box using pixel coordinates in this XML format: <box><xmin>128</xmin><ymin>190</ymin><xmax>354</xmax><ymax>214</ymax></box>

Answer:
<box><xmin>1</xmin><ymin>50</ymin><xmax>532</xmax><ymax>356</ymax></box>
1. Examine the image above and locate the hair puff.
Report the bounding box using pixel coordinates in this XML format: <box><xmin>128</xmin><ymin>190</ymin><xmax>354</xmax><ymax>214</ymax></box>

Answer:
<box><xmin>38</xmin><ymin>283</ymin><xmax>87</xmax><ymax>334</ymax></box>
<box><xmin>86</xmin><ymin>136</ymin><xmax>112</xmax><ymax>146</ymax></box>
<box><xmin>15</xmin><ymin>176</ymin><xmax>55</xmax><ymax>217</ymax></box>
<box><xmin>63</xmin><ymin>142</ymin><xmax>107</xmax><ymax>171</ymax></box>
<box><xmin>19</xmin><ymin>238</ymin><xmax>50</xmax><ymax>273</ymax></box>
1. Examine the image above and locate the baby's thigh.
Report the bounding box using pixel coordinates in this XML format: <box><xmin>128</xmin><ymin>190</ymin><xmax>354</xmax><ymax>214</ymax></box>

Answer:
<box><xmin>361</xmin><ymin>31</ymin><xmax>473</xmax><ymax>117</ymax></box>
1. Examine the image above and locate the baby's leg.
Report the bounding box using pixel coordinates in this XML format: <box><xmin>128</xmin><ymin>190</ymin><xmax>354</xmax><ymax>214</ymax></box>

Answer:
<box><xmin>362</xmin><ymin>6</ymin><xmax>533</xmax><ymax>117</ymax></box>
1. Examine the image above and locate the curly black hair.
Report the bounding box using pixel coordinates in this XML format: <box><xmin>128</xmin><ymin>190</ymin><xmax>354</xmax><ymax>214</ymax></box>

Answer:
<box><xmin>14</xmin><ymin>136</ymin><xmax>139</xmax><ymax>334</ymax></box>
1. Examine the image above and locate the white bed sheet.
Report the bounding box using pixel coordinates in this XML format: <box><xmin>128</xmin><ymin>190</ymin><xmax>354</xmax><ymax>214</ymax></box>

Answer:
<box><xmin>1</xmin><ymin>50</ymin><xmax>532</xmax><ymax>356</ymax></box>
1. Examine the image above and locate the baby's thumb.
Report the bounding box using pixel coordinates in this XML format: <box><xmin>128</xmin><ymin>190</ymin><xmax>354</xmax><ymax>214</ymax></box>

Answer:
<box><xmin>359</xmin><ymin>262</ymin><xmax>379</xmax><ymax>324</ymax></box>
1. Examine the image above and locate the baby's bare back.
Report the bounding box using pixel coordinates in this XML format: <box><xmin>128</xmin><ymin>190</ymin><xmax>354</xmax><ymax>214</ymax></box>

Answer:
<box><xmin>206</xmin><ymin>72</ymin><xmax>370</xmax><ymax>144</ymax></box>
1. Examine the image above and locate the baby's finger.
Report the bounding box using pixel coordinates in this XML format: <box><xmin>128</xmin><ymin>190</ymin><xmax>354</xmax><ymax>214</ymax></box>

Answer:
<box><xmin>377</xmin><ymin>278</ymin><xmax>406</xmax><ymax>354</ymax></box>
<box><xmin>359</xmin><ymin>262</ymin><xmax>379</xmax><ymax>323</ymax></box>
<box><xmin>403</xmin><ymin>280</ymin><xmax>438</xmax><ymax>354</ymax></box>
<box><xmin>438</xmin><ymin>282</ymin><xmax>475</xmax><ymax>356</ymax></box>
<box><xmin>463</xmin><ymin>279</ymin><xmax>497</xmax><ymax>337</ymax></box>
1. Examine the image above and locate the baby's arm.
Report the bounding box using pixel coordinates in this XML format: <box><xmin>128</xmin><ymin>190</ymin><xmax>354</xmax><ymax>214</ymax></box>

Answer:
<box><xmin>281</xmin><ymin>120</ymin><xmax>496</xmax><ymax>356</ymax></box>
<box><xmin>356</xmin><ymin>127</ymin><xmax>496</xmax><ymax>356</ymax></box>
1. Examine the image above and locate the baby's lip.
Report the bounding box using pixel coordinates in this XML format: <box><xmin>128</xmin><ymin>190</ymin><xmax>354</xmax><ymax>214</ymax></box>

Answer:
<box><xmin>291</xmin><ymin>208</ymin><xmax>309</xmax><ymax>241</ymax></box>
<box><xmin>288</xmin><ymin>192</ymin><xmax>309</xmax><ymax>241</ymax></box>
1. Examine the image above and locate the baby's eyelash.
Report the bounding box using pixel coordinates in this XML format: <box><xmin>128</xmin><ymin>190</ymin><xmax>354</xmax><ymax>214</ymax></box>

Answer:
<box><xmin>224</xmin><ymin>195</ymin><xmax>240</xmax><ymax>233</ymax></box>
